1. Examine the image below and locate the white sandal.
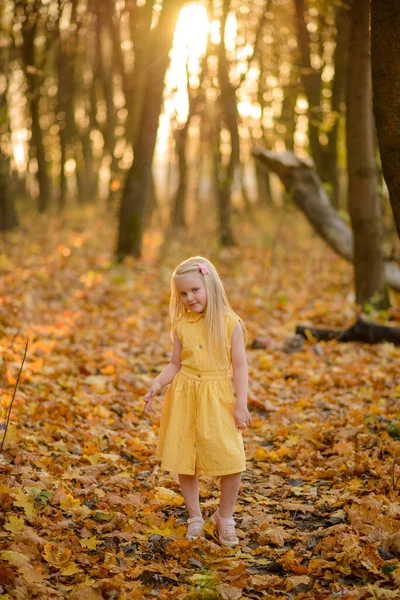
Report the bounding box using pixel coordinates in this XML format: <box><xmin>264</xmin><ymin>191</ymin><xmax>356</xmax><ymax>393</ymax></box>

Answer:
<box><xmin>186</xmin><ymin>516</ymin><xmax>205</xmax><ymax>540</ymax></box>
<box><xmin>211</xmin><ymin>510</ymin><xmax>239</xmax><ymax>547</ymax></box>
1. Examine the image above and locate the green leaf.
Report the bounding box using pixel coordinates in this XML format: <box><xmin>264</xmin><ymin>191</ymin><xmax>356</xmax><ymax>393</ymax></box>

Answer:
<box><xmin>382</xmin><ymin>564</ymin><xmax>399</xmax><ymax>575</ymax></box>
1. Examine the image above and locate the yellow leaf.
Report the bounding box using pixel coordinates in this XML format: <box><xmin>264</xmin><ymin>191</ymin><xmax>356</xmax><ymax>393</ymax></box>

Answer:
<box><xmin>29</xmin><ymin>359</ymin><xmax>44</xmax><ymax>373</ymax></box>
<box><xmin>252</xmin><ymin>448</ymin><xmax>269</xmax><ymax>462</ymax></box>
<box><xmin>84</xmin><ymin>375</ymin><xmax>108</xmax><ymax>391</ymax></box>
<box><xmin>69</xmin><ymin>587</ymin><xmax>103</xmax><ymax>600</ymax></box>
<box><xmin>60</xmin><ymin>494</ymin><xmax>81</xmax><ymax>511</ymax></box>
<box><xmin>19</xmin><ymin>566</ymin><xmax>44</xmax><ymax>584</ymax></box>
<box><xmin>101</xmin><ymin>365</ymin><xmax>115</xmax><ymax>375</ymax></box>
<box><xmin>0</xmin><ymin>550</ymin><xmax>31</xmax><ymax>568</ymax></box>
<box><xmin>0</xmin><ymin>394</ymin><xmax>12</xmax><ymax>408</ymax></box>
<box><xmin>4</xmin><ymin>516</ymin><xmax>25</xmax><ymax>534</ymax></box>
<box><xmin>79</xmin><ymin>536</ymin><xmax>100</xmax><ymax>550</ymax></box>
<box><xmin>42</xmin><ymin>543</ymin><xmax>71</xmax><ymax>567</ymax></box>
<box><xmin>96</xmin><ymin>406</ymin><xmax>110</xmax><ymax>418</ymax></box>
<box><xmin>154</xmin><ymin>487</ymin><xmax>183</xmax><ymax>506</ymax></box>
<box><xmin>0</xmin><ymin>483</ymin><xmax>11</xmax><ymax>494</ymax></box>
<box><xmin>60</xmin><ymin>561</ymin><xmax>81</xmax><ymax>576</ymax></box>
<box><xmin>147</xmin><ymin>522</ymin><xmax>186</xmax><ymax>538</ymax></box>
<box><xmin>258</xmin><ymin>355</ymin><xmax>272</xmax><ymax>369</ymax></box>
<box><xmin>13</xmin><ymin>489</ymin><xmax>35</xmax><ymax>516</ymax></box>
<box><xmin>4</xmin><ymin>424</ymin><xmax>17</xmax><ymax>442</ymax></box>
<box><xmin>303</xmin><ymin>329</ymin><xmax>317</xmax><ymax>343</ymax></box>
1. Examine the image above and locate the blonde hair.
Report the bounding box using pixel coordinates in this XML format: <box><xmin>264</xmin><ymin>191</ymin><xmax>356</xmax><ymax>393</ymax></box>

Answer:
<box><xmin>170</xmin><ymin>256</ymin><xmax>246</xmax><ymax>368</ymax></box>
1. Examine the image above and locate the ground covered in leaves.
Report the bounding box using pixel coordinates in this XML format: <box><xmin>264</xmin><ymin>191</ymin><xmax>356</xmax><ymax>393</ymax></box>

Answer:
<box><xmin>1</xmin><ymin>208</ymin><xmax>400</xmax><ymax>600</ymax></box>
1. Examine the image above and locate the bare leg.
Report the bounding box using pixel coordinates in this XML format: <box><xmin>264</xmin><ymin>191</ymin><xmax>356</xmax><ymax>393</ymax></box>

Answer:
<box><xmin>219</xmin><ymin>472</ymin><xmax>242</xmax><ymax>518</ymax></box>
<box><xmin>178</xmin><ymin>474</ymin><xmax>202</xmax><ymax>518</ymax></box>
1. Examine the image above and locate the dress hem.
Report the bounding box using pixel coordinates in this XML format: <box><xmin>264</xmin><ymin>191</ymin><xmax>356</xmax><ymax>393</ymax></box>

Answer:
<box><xmin>158</xmin><ymin>461</ymin><xmax>246</xmax><ymax>477</ymax></box>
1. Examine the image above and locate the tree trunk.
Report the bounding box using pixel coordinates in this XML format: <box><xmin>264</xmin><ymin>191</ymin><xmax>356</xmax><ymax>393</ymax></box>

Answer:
<box><xmin>0</xmin><ymin>27</ymin><xmax>18</xmax><ymax>230</ymax></box>
<box><xmin>171</xmin><ymin>124</ymin><xmax>189</xmax><ymax>228</ymax></box>
<box><xmin>293</xmin><ymin>0</ymin><xmax>326</xmax><ymax>181</ymax></box>
<box><xmin>255</xmin><ymin>159</ymin><xmax>272</xmax><ymax>207</ymax></box>
<box><xmin>327</xmin><ymin>0</ymin><xmax>351</xmax><ymax>209</ymax></box>
<box><xmin>214</xmin><ymin>0</ymin><xmax>238</xmax><ymax>246</ymax></box>
<box><xmin>371</xmin><ymin>0</ymin><xmax>400</xmax><ymax>240</ymax></box>
<box><xmin>125</xmin><ymin>1</ymin><xmax>155</xmax><ymax>147</ymax></box>
<box><xmin>0</xmin><ymin>150</ymin><xmax>18</xmax><ymax>231</ymax></box>
<box><xmin>116</xmin><ymin>0</ymin><xmax>185</xmax><ymax>260</ymax></box>
<box><xmin>22</xmin><ymin>3</ymin><xmax>51</xmax><ymax>212</ymax></box>
<box><xmin>255</xmin><ymin>54</ymin><xmax>272</xmax><ymax>207</ymax></box>
<box><xmin>346</xmin><ymin>0</ymin><xmax>389</xmax><ymax>309</ymax></box>
<box><xmin>252</xmin><ymin>149</ymin><xmax>400</xmax><ymax>291</ymax></box>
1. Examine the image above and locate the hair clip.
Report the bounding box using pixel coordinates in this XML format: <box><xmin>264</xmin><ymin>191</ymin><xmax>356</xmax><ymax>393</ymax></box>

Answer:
<box><xmin>198</xmin><ymin>263</ymin><xmax>210</xmax><ymax>275</ymax></box>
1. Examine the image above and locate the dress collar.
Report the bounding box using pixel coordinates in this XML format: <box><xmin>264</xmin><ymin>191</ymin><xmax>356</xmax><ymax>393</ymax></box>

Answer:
<box><xmin>187</xmin><ymin>311</ymin><xmax>205</xmax><ymax>323</ymax></box>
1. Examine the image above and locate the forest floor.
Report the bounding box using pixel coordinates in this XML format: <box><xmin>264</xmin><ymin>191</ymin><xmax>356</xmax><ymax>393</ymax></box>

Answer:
<box><xmin>1</xmin><ymin>206</ymin><xmax>400</xmax><ymax>600</ymax></box>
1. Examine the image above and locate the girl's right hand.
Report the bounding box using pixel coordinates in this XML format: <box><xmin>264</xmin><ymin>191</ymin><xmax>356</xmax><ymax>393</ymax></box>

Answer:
<box><xmin>143</xmin><ymin>382</ymin><xmax>161</xmax><ymax>413</ymax></box>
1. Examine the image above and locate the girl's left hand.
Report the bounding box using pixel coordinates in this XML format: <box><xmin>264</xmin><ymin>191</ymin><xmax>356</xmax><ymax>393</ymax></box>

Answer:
<box><xmin>233</xmin><ymin>406</ymin><xmax>252</xmax><ymax>430</ymax></box>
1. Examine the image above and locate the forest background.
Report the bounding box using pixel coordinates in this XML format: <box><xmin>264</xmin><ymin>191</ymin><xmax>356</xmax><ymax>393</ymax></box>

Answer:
<box><xmin>1</xmin><ymin>0</ymin><xmax>400</xmax><ymax>599</ymax></box>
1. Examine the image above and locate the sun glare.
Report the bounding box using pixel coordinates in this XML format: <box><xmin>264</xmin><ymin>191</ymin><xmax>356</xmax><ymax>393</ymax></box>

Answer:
<box><xmin>166</xmin><ymin>3</ymin><xmax>209</xmax><ymax>124</ymax></box>
<box><xmin>156</xmin><ymin>3</ymin><xmax>240</xmax><ymax>159</ymax></box>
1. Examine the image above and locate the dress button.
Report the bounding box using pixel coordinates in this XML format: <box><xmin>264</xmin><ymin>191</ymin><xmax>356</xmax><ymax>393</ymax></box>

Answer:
<box><xmin>197</xmin><ymin>374</ymin><xmax>201</xmax><ymax>378</ymax></box>
<box><xmin>199</xmin><ymin>344</ymin><xmax>203</xmax><ymax>348</ymax></box>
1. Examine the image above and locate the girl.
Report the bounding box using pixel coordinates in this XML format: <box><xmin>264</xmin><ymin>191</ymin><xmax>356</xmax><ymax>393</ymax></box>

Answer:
<box><xmin>144</xmin><ymin>256</ymin><xmax>251</xmax><ymax>547</ymax></box>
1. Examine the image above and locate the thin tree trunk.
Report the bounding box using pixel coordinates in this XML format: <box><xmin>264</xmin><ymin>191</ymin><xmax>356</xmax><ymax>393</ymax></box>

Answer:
<box><xmin>171</xmin><ymin>124</ymin><xmax>189</xmax><ymax>228</ymax></box>
<box><xmin>293</xmin><ymin>0</ymin><xmax>325</xmax><ymax>181</ymax></box>
<box><xmin>125</xmin><ymin>1</ymin><xmax>155</xmax><ymax>147</ymax></box>
<box><xmin>22</xmin><ymin>4</ymin><xmax>51</xmax><ymax>212</ymax></box>
<box><xmin>116</xmin><ymin>0</ymin><xmax>185</xmax><ymax>260</ymax></box>
<box><xmin>0</xmin><ymin>150</ymin><xmax>18</xmax><ymax>231</ymax></box>
<box><xmin>346</xmin><ymin>0</ymin><xmax>389</xmax><ymax>308</ymax></box>
<box><xmin>255</xmin><ymin>54</ymin><xmax>272</xmax><ymax>207</ymax></box>
<box><xmin>214</xmin><ymin>0</ymin><xmax>238</xmax><ymax>246</ymax></box>
<box><xmin>371</xmin><ymin>0</ymin><xmax>400</xmax><ymax>239</ymax></box>
<box><xmin>0</xmin><ymin>25</ymin><xmax>18</xmax><ymax>229</ymax></box>
<box><xmin>327</xmin><ymin>0</ymin><xmax>351</xmax><ymax>209</ymax></box>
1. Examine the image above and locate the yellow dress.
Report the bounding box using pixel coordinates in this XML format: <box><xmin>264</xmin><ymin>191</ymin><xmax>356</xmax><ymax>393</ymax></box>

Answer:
<box><xmin>156</xmin><ymin>311</ymin><xmax>246</xmax><ymax>476</ymax></box>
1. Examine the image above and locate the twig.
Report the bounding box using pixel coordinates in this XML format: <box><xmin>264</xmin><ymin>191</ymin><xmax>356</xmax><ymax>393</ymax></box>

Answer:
<box><xmin>0</xmin><ymin>340</ymin><xmax>28</xmax><ymax>453</ymax></box>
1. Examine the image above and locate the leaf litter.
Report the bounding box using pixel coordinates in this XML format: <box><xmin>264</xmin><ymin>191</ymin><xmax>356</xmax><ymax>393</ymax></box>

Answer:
<box><xmin>0</xmin><ymin>210</ymin><xmax>400</xmax><ymax>599</ymax></box>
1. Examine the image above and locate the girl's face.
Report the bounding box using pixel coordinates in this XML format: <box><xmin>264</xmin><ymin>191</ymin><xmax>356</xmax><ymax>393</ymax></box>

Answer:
<box><xmin>175</xmin><ymin>272</ymin><xmax>207</xmax><ymax>313</ymax></box>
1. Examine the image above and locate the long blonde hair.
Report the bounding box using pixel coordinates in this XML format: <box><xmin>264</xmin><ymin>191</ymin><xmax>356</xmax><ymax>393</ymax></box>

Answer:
<box><xmin>170</xmin><ymin>256</ymin><xmax>246</xmax><ymax>367</ymax></box>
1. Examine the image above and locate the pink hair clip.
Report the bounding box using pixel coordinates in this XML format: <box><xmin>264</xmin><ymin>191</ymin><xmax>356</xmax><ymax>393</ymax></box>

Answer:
<box><xmin>198</xmin><ymin>263</ymin><xmax>210</xmax><ymax>275</ymax></box>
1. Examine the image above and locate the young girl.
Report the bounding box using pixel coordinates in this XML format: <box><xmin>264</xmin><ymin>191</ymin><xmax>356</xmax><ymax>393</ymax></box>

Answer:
<box><xmin>144</xmin><ymin>256</ymin><xmax>251</xmax><ymax>547</ymax></box>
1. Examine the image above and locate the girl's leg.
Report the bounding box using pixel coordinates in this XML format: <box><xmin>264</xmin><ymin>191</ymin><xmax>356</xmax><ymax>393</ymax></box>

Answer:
<box><xmin>219</xmin><ymin>472</ymin><xmax>242</xmax><ymax>518</ymax></box>
<box><xmin>178</xmin><ymin>474</ymin><xmax>202</xmax><ymax>518</ymax></box>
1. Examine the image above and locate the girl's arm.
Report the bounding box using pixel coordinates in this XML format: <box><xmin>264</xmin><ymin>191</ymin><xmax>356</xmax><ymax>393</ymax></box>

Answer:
<box><xmin>144</xmin><ymin>331</ymin><xmax>182</xmax><ymax>412</ymax></box>
<box><xmin>231</xmin><ymin>323</ymin><xmax>251</xmax><ymax>430</ymax></box>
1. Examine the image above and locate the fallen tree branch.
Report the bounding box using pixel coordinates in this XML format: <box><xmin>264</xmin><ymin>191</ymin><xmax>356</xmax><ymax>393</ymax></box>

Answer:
<box><xmin>253</xmin><ymin>149</ymin><xmax>400</xmax><ymax>291</ymax></box>
<box><xmin>296</xmin><ymin>318</ymin><xmax>400</xmax><ymax>345</ymax></box>
<box><xmin>0</xmin><ymin>339</ymin><xmax>28</xmax><ymax>453</ymax></box>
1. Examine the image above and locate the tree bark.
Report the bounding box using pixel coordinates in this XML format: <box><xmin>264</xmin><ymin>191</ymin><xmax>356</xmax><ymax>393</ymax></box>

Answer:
<box><xmin>214</xmin><ymin>0</ymin><xmax>238</xmax><ymax>246</ymax></box>
<box><xmin>293</xmin><ymin>0</ymin><xmax>326</xmax><ymax>181</ymax></box>
<box><xmin>371</xmin><ymin>0</ymin><xmax>400</xmax><ymax>240</ymax></box>
<box><xmin>0</xmin><ymin>150</ymin><xmax>18</xmax><ymax>231</ymax></box>
<box><xmin>125</xmin><ymin>1</ymin><xmax>155</xmax><ymax>148</ymax></box>
<box><xmin>253</xmin><ymin>149</ymin><xmax>400</xmax><ymax>292</ymax></box>
<box><xmin>0</xmin><ymin>24</ymin><xmax>18</xmax><ymax>230</ymax></box>
<box><xmin>327</xmin><ymin>0</ymin><xmax>351</xmax><ymax>209</ymax></box>
<box><xmin>116</xmin><ymin>0</ymin><xmax>185</xmax><ymax>260</ymax></box>
<box><xmin>346</xmin><ymin>0</ymin><xmax>389</xmax><ymax>309</ymax></box>
<box><xmin>22</xmin><ymin>1</ymin><xmax>51</xmax><ymax>212</ymax></box>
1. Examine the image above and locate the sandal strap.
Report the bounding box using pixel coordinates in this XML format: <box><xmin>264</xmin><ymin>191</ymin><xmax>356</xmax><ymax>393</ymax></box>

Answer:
<box><xmin>188</xmin><ymin>516</ymin><xmax>204</xmax><ymax>525</ymax></box>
